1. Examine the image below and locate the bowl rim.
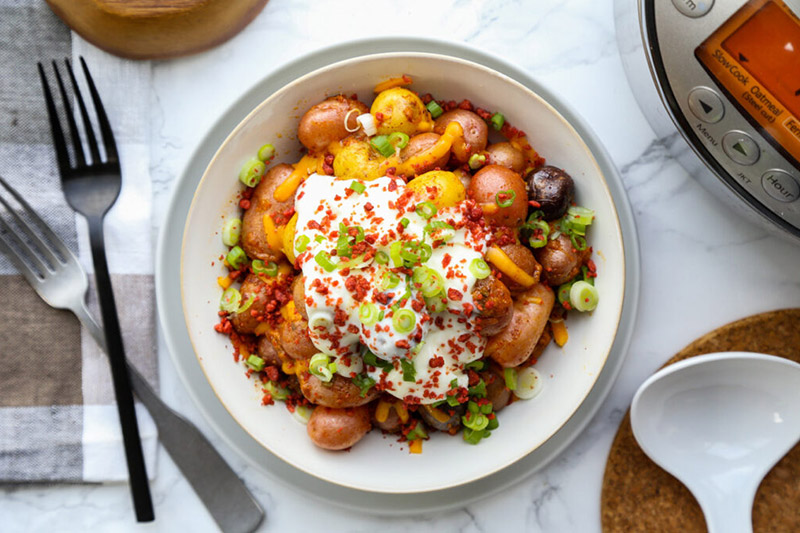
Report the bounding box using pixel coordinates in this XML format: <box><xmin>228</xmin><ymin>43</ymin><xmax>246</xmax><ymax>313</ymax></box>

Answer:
<box><xmin>178</xmin><ymin>50</ymin><xmax>626</xmax><ymax>493</ymax></box>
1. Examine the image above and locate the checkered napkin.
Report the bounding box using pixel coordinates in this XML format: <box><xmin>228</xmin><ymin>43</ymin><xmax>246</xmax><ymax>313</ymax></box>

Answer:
<box><xmin>0</xmin><ymin>3</ymin><xmax>158</xmax><ymax>482</ymax></box>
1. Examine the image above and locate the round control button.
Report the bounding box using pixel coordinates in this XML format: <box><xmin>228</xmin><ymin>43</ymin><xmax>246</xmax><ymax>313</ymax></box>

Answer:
<box><xmin>722</xmin><ymin>131</ymin><xmax>760</xmax><ymax>166</ymax></box>
<box><xmin>688</xmin><ymin>87</ymin><xmax>724</xmax><ymax>123</ymax></box>
<box><xmin>761</xmin><ymin>169</ymin><xmax>800</xmax><ymax>203</ymax></box>
<box><xmin>672</xmin><ymin>0</ymin><xmax>714</xmax><ymax>17</ymax></box>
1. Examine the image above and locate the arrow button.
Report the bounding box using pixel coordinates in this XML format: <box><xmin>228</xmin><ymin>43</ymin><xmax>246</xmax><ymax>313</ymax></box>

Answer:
<box><xmin>722</xmin><ymin>131</ymin><xmax>760</xmax><ymax>166</ymax></box>
<box><xmin>688</xmin><ymin>87</ymin><xmax>725</xmax><ymax>123</ymax></box>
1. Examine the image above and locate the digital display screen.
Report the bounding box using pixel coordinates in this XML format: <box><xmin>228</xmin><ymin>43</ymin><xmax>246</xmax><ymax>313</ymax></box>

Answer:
<box><xmin>696</xmin><ymin>0</ymin><xmax>800</xmax><ymax>167</ymax></box>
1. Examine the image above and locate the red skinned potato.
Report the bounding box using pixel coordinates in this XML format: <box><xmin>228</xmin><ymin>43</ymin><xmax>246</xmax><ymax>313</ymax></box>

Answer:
<box><xmin>433</xmin><ymin>109</ymin><xmax>488</xmax><ymax>164</ymax></box>
<box><xmin>298</xmin><ymin>372</ymin><xmax>379</xmax><ymax>408</ymax></box>
<box><xmin>307</xmin><ymin>405</ymin><xmax>372</xmax><ymax>450</ymax></box>
<box><xmin>371</xmin><ymin>397</ymin><xmax>402</xmax><ymax>433</ymax></box>
<box><xmin>257</xmin><ymin>336</ymin><xmax>282</xmax><ymax>367</ymax></box>
<box><xmin>241</xmin><ymin>163</ymin><xmax>295</xmax><ymax>262</ymax></box>
<box><xmin>498</xmin><ymin>243</ymin><xmax>542</xmax><ymax>293</ymax></box>
<box><xmin>400</xmin><ymin>132</ymin><xmax>450</xmax><ymax>174</ymax></box>
<box><xmin>472</xmin><ymin>275</ymin><xmax>513</xmax><ymax>337</ymax></box>
<box><xmin>292</xmin><ymin>276</ymin><xmax>308</xmax><ymax>320</ymax></box>
<box><xmin>230</xmin><ymin>273</ymin><xmax>269</xmax><ymax>334</ymax></box>
<box><xmin>278</xmin><ymin>316</ymin><xmax>317</xmax><ymax>361</ymax></box>
<box><xmin>297</xmin><ymin>96</ymin><xmax>368</xmax><ymax>153</ymax></box>
<box><xmin>481</xmin><ymin>363</ymin><xmax>512</xmax><ymax>412</ymax></box>
<box><xmin>485</xmin><ymin>283</ymin><xmax>555</xmax><ymax>368</ymax></box>
<box><xmin>468</xmin><ymin>165</ymin><xmax>528</xmax><ymax>227</ymax></box>
<box><xmin>485</xmin><ymin>142</ymin><xmax>526</xmax><ymax>173</ymax></box>
<box><xmin>535</xmin><ymin>233</ymin><xmax>590</xmax><ymax>286</ymax></box>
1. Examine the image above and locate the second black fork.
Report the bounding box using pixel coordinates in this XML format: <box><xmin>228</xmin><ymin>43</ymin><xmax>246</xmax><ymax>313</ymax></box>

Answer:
<box><xmin>38</xmin><ymin>58</ymin><xmax>154</xmax><ymax>522</ymax></box>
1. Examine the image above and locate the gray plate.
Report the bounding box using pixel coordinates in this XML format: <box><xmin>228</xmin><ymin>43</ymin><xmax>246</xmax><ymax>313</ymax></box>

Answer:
<box><xmin>155</xmin><ymin>36</ymin><xmax>641</xmax><ymax>516</ymax></box>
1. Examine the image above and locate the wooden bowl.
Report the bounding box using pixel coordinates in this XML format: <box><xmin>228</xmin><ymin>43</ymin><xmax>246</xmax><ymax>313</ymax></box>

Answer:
<box><xmin>45</xmin><ymin>0</ymin><xmax>269</xmax><ymax>60</ymax></box>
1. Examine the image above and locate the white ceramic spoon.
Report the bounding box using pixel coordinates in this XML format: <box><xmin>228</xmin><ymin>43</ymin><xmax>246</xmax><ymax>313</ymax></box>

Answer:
<box><xmin>631</xmin><ymin>352</ymin><xmax>800</xmax><ymax>533</ymax></box>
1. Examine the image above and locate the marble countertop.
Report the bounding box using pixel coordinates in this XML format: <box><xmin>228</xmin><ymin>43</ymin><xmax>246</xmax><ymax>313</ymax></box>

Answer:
<box><xmin>4</xmin><ymin>0</ymin><xmax>800</xmax><ymax>531</ymax></box>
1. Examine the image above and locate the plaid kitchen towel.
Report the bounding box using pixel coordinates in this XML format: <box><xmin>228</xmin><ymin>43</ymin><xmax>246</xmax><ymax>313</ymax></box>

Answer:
<box><xmin>0</xmin><ymin>2</ymin><xmax>158</xmax><ymax>482</ymax></box>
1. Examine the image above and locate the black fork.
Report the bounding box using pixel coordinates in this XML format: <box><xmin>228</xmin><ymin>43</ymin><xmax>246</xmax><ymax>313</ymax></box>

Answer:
<box><xmin>38</xmin><ymin>58</ymin><xmax>154</xmax><ymax>522</ymax></box>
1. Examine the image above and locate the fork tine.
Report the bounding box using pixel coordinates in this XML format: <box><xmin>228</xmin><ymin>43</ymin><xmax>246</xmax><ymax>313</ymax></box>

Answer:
<box><xmin>37</xmin><ymin>63</ymin><xmax>72</xmax><ymax>174</ymax></box>
<box><xmin>0</xmin><ymin>233</ymin><xmax>43</xmax><ymax>286</ymax></box>
<box><xmin>0</xmin><ymin>176</ymin><xmax>73</xmax><ymax>264</ymax></box>
<box><xmin>78</xmin><ymin>57</ymin><xmax>118</xmax><ymax>163</ymax></box>
<box><xmin>53</xmin><ymin>60</ymin><xmax>86</xmax><ymax>168</ymax></box>
<box><xmin>0</xmin><ymin>178</ymin><xmax>64</xmax><ymax>268</ymax></box>
<box><xmin>0</xmin><ymin>213</ymin><xmax>49</xmax><ymax>278</ymax></box>
<box><xmin>64</xmin><ymin>59</ymin><xmax>101</xmax><ymax>164</ymax></box>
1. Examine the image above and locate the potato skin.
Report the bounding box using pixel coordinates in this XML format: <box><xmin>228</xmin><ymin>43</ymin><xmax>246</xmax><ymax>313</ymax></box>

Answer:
<box><xmin>278</xmin><ymin>316</ymin><xmax>317</xmax><ymax>361</ymax></box>
<box><xmin>499</xmin><ymin>243</ymin><xmax>542</xmax><ymax>293</ymax></box>
<box><xmin>371</xmin><ymin>87</ymin><xmax>431</xmax><ymax>136</ymax></box>
<box><xmin>535</xmin><ymin>233</ymin><xmax>589</xmax><ymax>286</ymax></box>
<box><xmin>298</xmin><ymin>96</ymin><xmax>368</xmax><ymax>153</ymax></box>
<box><xmin>481</xmin><ymin>364</ymin><xmax>511</xmax><ymax>412</ymax></box>
<box><xmin>292</xmin><ymin>276</ymin><xmax>307</xmax><ymax>320</ymax></box>
<box><xmin>257</xmin><ymin>335</ymin><xmax>282</xmax><ymax>367</ymax></box>
<box><xmin>400</xmin><ymin>132</ymin><xmax>450</xmax><ymax>174</ymax></box>
<box><xmin>433</xmin><ymin>110</ymin><xmax>488</xmax><ymax>164</ymax></box>
<box><xmin>332</xmin><ymin>139</ymin><xmax>385</xmax><ymax>181</ymax></box>
<box><xmin>485</xmin><ymin>142</ymin><xmax>525</xmax><ymax>173</ymax></box>
<box><xmin>307</xmin><ymin>405</ymin><xmax>372</xmax><ymax>450</ymax></box>
<box><xmin>472</xmin><ymin>275</ymin><xmax>513</xmax><ymax>337</ymax></box>
<box><xmin>467</xmin><ymin>165</ymin><xmax>528</xmax><ymax>227</ymax></box>
<box><xmin>298</xmin><ymin>372</ymin><xmax>379</xmax><ymax>408</ymax></box>
<box><xmin>241</xmin><ymin>163</ymin><xmax>295</xmax><ymax>262</ymax></box>
<box><xmin>526</xmin><ymin>166</ymin><xmax>575</xmax><ymax>221</ymax></box>
<box><xmin>371</xmin><ymin>397</ymin><xmax>402</xmax><ymax>433</ymax></box>
<box><xmin>231</xmin><ymin>274</ymin><xmax>269</xmax><ymax>334</ymax></box>
<box><xmin>419</xmin><ymin>404</ymin><xmax>463</xmax><ymax>433</ymax></box>
<box><xmin>485</xmin><ymin>283</ymin><xmax>555</xmax><ymax>368</ymax></box>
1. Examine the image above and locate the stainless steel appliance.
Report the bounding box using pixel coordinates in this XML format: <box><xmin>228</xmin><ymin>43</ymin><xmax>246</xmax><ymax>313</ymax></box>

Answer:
<box><xmin>616</xmin><ymin>0</ymin><xmax>800</xmax><ymax>240</ymax></box>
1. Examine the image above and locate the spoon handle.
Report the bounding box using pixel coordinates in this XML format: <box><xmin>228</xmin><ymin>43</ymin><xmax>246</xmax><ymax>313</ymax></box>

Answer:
<box><xmin>697</xmin><ymin>487</ymin><xmax>755</xmax><ymax>533</ymax></box>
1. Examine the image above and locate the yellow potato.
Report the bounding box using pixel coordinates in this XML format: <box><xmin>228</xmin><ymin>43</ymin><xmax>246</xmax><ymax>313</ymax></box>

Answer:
<box><xmin>406</xmin><ymin>170</ymin><xmax>466</xmax><ymax>208</ymax></box>
<box><xmin>332</xmin><ymin>140</ymin><xmax>385</xmax><ymax>181</ymax></box>
<box><xmin>282</xmin><ymin>213</ymin><xmax>298</xmax><ymax>263</ymax></box>
<box><xmin>370</xmin><ymin>87</ymin><xmax>432</xmax><ymax>136</ymax></box>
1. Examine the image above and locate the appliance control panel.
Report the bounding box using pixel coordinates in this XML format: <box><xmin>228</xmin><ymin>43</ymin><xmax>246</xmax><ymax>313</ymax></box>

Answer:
<box><xmin>645</xmin><ymin>0</ymin><xmax>800</xmax><ymax>231</ymax></box>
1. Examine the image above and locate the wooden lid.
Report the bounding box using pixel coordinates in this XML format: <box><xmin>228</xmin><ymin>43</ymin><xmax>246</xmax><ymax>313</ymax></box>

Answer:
<box><xmin>601</xmin><ymin>309</ymin><xmax>800</xmax><ymax>532</ymax></box>
<box><xmin>45</xmin><ymin>0</ymin><xmax>269</xmax><ymax>60</ymax></box>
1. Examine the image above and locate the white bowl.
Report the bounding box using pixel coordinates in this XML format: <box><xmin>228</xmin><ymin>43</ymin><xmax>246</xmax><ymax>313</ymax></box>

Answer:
<box><xmin>180</xmin><ymin>52</ymin><xmax>626</xmax><ymax>493</ymax></box>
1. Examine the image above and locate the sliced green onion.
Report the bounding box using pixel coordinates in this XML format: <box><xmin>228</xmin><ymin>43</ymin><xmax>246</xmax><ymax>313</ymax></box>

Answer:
<box><xmin>393</xmin><ymin>309</ymin><xmax>416</xmax><ymax>334</ymax></box>
<box><xmin>415</xmin><ymin>201</ymin><xmax>437</xmax><ymax>219</ymax></box>
<box><xmin>292</xmin><ymin>404</ymin><xmax>313</xmax><ymax>424</ymax></box>
<box><xmin>490</xmin><ymin>112</ymin><xmax>505</xmax><ymax>131</ymax></box>
<box><xmin>239</xmin><ymin>158</ymin><xmax>266</xmax><ymax>187</ymax></box>
<box><xmin>527</xmin><ymin>219</ymin><xmax>550</xmax><ymax>248</ymax></box>
<box><xmin>308</xmin><ymin>313</ymin><xmax>332</xmax><ymax>330</ymax></box>
<box><xmin>328</xmin><ymin>361</ymin><xmax>338</xmax><ymax>374</ymax></box>
<box><xmin>480</xmin><ymin>402</ymin><xmax>493</xmax><ymax>415</ymax></box>
<box><xmin>264</xmin><ymin>381</ymin><xmax>288</xmax><ymax>400</ymax></box>
<box><xmin>348</xmin><ymin>180</ymin><xmax>366</xmax><ymax>194</ymax></box>
<box><xmin>309</xmin><ymin>353</ymin><xmax>333</xmax><ymax>382</ymax></box>
<box><xmin>257</xmin><ymin>143</ymin><xmax>275</xmax><ymax>161</ymax></box>
<box><xmin>557</xmin><ymin>282</ymin><xmax>573</xmax><ymax>305</ymax></box>
<box><xmin>390</xmin><ymin>241</ymin><xmax>403</xmax><ymax>267</ymax></box>
<box><xmin>424</xmin><ymin>220</ymin><xmax>455</xmax><ymax>242</ymax></box>
<box><xmin>465</xmin><ymin>360</ymin><xmax>485</xmax><ymax>371</ymax></box>
<box><xmin>411</xmin><ymin>266</ymin><xmax>431</xmax><ymax>284</ymax></box>
<box><xmin>375</xmin><ymin>250</ymin><xmax>389</xmax><ymax>265</ymax></box>
<box><xmin>219</xmin><ymin>287</ymin><xmax>241</xmax><ymax>313</ymax></box>
<box><xmin>467</xmin><ymin>401</ymin><xmax>479</xmax><ymax>414</ymax></box>
<box><xmin>352</xmin><ymin>374</ymin><xmax>376</xmax><ymax>397</ymax></box>
<box><xmin>567</xmin><ymin>206</ymin><xmax>595</xmax><ymax>226</ymax></box>
<box><xmin>406</xmin><ymin>421</ymin><xmax>427</xmax><ymax>441</ymax></box>
<box><xmin>370</xmin><ymin>135</ymin><xmax>394</xmax><ymax>157</ymax></box>
<box><xmin>336</xmin><ymin>232</ymin><xmax>352</xmax><ymax>258</ymax></box>
<box><xmin>359</xmin><ymin>302</ymin><xmax>380</xmax><ymax>326</ymax></box>
<box><xmin>514</xmin><ymin>367</ymin><xmax>543</xmax><ymax>400</ymax></box>
<box><xmin>314</xmin><ymin>251</ymin><xmax>336</xmax><ymax>272</ymax></box>
<box><xmin>469</xmin><ymin>258</ymin><xmax>491</xmax><ymax>279</ymax></box>
<box><xmin>381</xmin><ymin>271</ymin><xmax>400</xmax><ymax>290</ymax></box>
<box><xmin>400</xmin><ymin>217</ymin><xmax>410</xmax><ymax>228</ymax></box>
<box><xmin>468</xmin><ymin>153</ymin><xmax>486</xmax><ymax>170</ymax></box>
<box><xmin>468</xmin><ymin>379</ymin><xmax>486</xmax><ymax>398</ymax></box>
<box><xmin>462</xmin><ymin>427</ymin><xmax>486</xmax><ymax>444</ymax></box>
<box><xmin>487</xmin><ymin>416</ymin><xmax>499</xmax><ymax>430</ymax></box>
<box><xmin>581</xmin><ymin>265</ymin><xmax>595</xmax><ymax>286</ymax></box>
<box><xmin>495</xmin><ymin>189</ymin><xmax>516</xmax><ymax>208</ymax></box>
<box><xmin>417</xmin><ymin>242</ymin><xmax>432</xmax><ymax>263</ymax></box>
<box><xmin>388</xmin><ymin>131</ymin><xmax>409</xmax><ymax>150</ymax></box>
<box><xmin>225</xmin><ymin>245</ymin><xmax>247</xmax><ymax>270</ymax></box>
<box><xmin>246</xmin><ymin>355</ymin><xmax>265</xmax><ymax>372</ymax></box>
<box><xmin>315</xmin><ymin>235</ymin><xmax>327</xmax><ymax>243</ymax></box>
<box><xmin>570</xmin><ymin>233</ymin><xmax>588</xmax><ymax>251</ymax></box>
<box><xmin>362</xmin><ymin>349</ymin><xmax>393</xmax><ymax>372</ymax></box>
<box><xmin>400</xmin><ymin>358</ymin><xmax>416</xmax><ymax>382</ymax></box>
<box><xmin>424</xmin><ymin>295</ymin><xmax>447</xmax><ymax>313</ymax></box>
<box><xmin>237</xmin><ymin>294</ymin><xmax>256</xmax><ymax>314</ymax></box>
<box><xmin>421</xmin><ymin>271</ymin><xmax>444</xmax><ymax>298</ymax></box>
<box><xmin>462</xmin><ymin>412</ymin><xmax>489</xmax><ymax>431</ymax></box>
<box><xmin>426</xmin><ymin>100</ymin><xmax>444</xmax><ymax>118</ymax></box>
<box><xmin>504</xmin><ymin>368</ymin><xmax>518</xmax><ymax>391</ymax></box>
<box><xmin>569</xmin><ymin>280</ymin><xmax>599</xmax><ymax>312</ymax></box>
<box><xmin>252</xmin><ymin>259</ymin><xmax>279</xmax><ymax>277</ymax></box>
<box><xmin>294</xmin><ymin>234</ymin><xmax>310</xmax><ymax>253</ymax></box>
<box><xmin>222</xmin><ymin>218</ymin><xmax>242</xmax><ymax>247</ymax></box>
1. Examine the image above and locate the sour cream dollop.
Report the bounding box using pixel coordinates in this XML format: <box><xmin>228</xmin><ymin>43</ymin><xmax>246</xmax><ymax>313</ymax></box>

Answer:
<box><xmin>294</xmin><ymin>174</ymin><xmax>490</xmax><ymax>404</ymax></box>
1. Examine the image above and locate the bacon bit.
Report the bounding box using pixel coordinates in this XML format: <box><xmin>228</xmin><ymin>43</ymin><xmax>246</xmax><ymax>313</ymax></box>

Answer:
<box><xmin>447</xmin><ymin>288</ymin><xmax>463</xmax><ymax>301</ymax></box>
<box><xmin>462</xmin><ymin>302</ymin><xmax>474</xmax><ymax>315</ymax></box>
<box><xmin>364</xmin><ymin>202</ymin><xmax>374</xmax><ymax>211</ymax></box>
<box><xmin>395</xmin><ymin>340</ymin><xmax>411</xmax><ymax>349</ymax></box>
<box><xmin>529</xmin><ymin>200</ymin><xmax>541</xmax><ymax>208</ymax></box>
<box><xmin>375</xmin><ymin>112</ymin><xmax>385</xmax><ymax>123</ymax></box>
<box><xmin>239</xmin><ymin>198</ymin><xmax>251</xmax><ymax>210</ymax></box>
<box><xmin>261</xmin><ymin>392</ymin><xmax>274</xmax><ymax>406</ymax></box>
<box><xmin>387</xmin><ymin>179</ymin><xmax>398</xmax><ymax>192</ymax></box>
<box><xmin>429</xmin><ymin>356</ymin><xmax>445</xmax><ymax>368</ymax></box>
<box><xmin>467</xmin><ymin>369</ymin><xmax>480</xmax><ymax>386</ymax></box>
<box><xmin>347</xmin><ymin>324</ymin><xmax>359</xmax><ymax>334</ymax></box>
<box><xmin>265</xmin><ymin>365</ymin><xmax>280</xmax><ymax>382</ymax></box>
<box><xmin>334</xmin><ymin>308</ymin><xmax>348</xmax><ymax>327</ymax></box>
<box><xmin>322</xmin><ymin>153</ymin><xmax>334</xmax><ymax>175</ymax></box>
<box><xmin>442</xmin><ymin>253</ymin><xmax>452</xmax><ymax>268</ymax></box>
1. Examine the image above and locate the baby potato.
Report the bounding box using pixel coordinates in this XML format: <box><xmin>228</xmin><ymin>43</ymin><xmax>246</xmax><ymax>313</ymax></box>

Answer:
<box><xmin>231</xmin><ymin>273</ymin><xmax>269</xmax><ymax>334</ymax></box>
<box><xmin>406</xmin><ymin>170</ymin><xmax>465</xmax><ymax>208</ymax></box>
<box><xmin>298</xmin><ymin>96</ymin><xmax>368</xmax><ymax>154</ymax></box>
<box><xmin>257</xmin><ymin>336</ymin><xmax>282</xmax><ymax>367</ymax></box>
<box><xmin>278</xmin><ymin>315</ymin><xmax>317</xmax><ymax>360</ymax></box>
<box><xmin>292</xmin><ymin>276</ymin><xmax>307</xmax><ymax>320</ymax></box>
<box><xmin>485</xmin><ymin>142</ymin><xmax>526</xmax><ymax>173</ymax></box>
<box><xmin>400</xmin><ymin>132</ymin><xmax>450</xmax><ymax>175</ymax></box>
<box><xmin>298</xmin><ymin>372</ymin><xmax>380</xmax><ymax>408</ymax></box>
<box><xmin>332</xmin><ymin>140</ymin><xmax>385</xmax><ymax>181</ymax></box>
<box><xmin>535</xmin><ymin>233</ymin><xmax>590</xmax><ymax>286</ymax></box>
<box><xmin>307</xmin><ymin>405</ymin><xmax>372</xmax><ymax>450</ymax></box>
<box><xmin>471</xmin><ymin>275</ymin><xmax>513</xmax><ymax>337</ymax></box>
<box><xmin>433</xmin><ymin>109</ymin><xmax>488</xmax><ymax>164</ymax></box>
<box><xmin>241</xmin><ymin>163</ymin><xmax>295</xmax><ymax>262</ymax></box>
<box><xmin>485</xmin><ymin>283</ymin><xmax>555</xmax><ymax>368</ymax></box>
<box><xmin>371</xmin><ymin>87</ymin><xmax>432</xmax><ymax>136</ymax></box>
<box><xmin>467</xmin><ymin>165</ymin><xmax>528</xmax><ymax>227</ymax></box>
<box><xmin>499</xmin><ymin>243</ymin><xmax>542</xmax><ymax>293</ymax></box>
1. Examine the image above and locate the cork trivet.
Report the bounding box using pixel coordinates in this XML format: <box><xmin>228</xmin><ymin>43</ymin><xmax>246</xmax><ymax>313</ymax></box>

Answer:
<box><xmin>601</xmin><ymin>309</ymin><xmax>800</xmax><ymax>533</ymax></box>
